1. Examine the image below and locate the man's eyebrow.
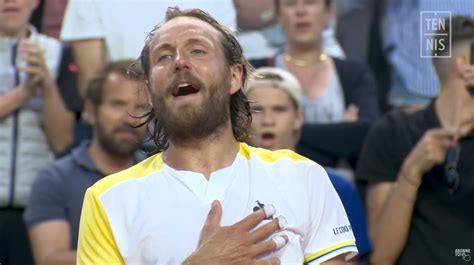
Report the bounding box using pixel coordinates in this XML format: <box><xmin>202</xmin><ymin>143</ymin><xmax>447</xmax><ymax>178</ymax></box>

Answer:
<box><xmin>151</xmin><ymin>36</ymin><xmax>215</xmax><ymax>53</ymax></box>
<box><xmin>185</xmin><ymin>37</ymin><xmax>214</xmax><ymax>46</ymax></box>
<box><xmin>151</xmin><ymin>43</ymin><xmax>173</xmax><ymax>54</ymax></box>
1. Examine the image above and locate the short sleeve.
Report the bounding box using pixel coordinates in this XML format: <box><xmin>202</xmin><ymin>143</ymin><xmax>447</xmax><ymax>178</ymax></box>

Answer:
<box><xmin>327</xmin><ymin>173</ymin><xmax>372</xmax><ymax>257</ymax></box>
<box><xmin>303</xmin><ymin>165</ymin><xmax>358</xmax><ymax>264</ymax></box>
<box><xmin>77</xmin><ymin>188</ymin><xmax>124</xmax><ymax>264</ymax></box>
<box><xmin>24</xmin><ymin>167</ymin><xmax>67</xmax><ymax>229</ymax></box>
<box><xmin>60</xmin><ymin>0</ymin><xmax>105</xmax><ymax>41</ymax></box>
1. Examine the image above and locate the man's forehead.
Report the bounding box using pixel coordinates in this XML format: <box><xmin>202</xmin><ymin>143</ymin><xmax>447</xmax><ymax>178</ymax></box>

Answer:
<box><xmin>104</xmin><ymin>73</ymin><xmax>144</xmax><ymax>93</ymax></box>
<box><xmin>151</xmin><ymin>16</ymin><xmax>221</xmax><ymax>45</ymax></box>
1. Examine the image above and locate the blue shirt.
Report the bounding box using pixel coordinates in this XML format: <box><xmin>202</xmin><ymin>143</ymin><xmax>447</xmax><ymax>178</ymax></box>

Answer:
<box><xmin>384</xmin><ymin>0</ymin><xmax>474</xmax><ymax>97</ymax></box>
<box><xmin>328</xmin><ymin>172</ymin><xmax>372</xmax><ymax>257</ymax></box>
<box><xmin>23</xmin><ymin>141</ymin><xmax>146</xmax><ymax>249</ymax></box>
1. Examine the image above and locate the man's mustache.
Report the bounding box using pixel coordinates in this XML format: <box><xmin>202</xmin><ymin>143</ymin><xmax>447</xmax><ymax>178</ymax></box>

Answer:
<box><xmin>166</xmin><ymin>70</ymin><xmax>205</xmax><ymax>92</ymax></box>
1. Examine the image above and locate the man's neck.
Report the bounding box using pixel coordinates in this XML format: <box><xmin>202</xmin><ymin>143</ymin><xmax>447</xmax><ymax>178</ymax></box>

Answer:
<box><xmin>164</xmin><ymin>123</ymin><xmax>240</xmax><ymax>179</ymax></box>
<box><xmin>88</xmin><ymin>140</ymin><xmax>135</xmax><ymax>176</ymax></box>
<box><xmin>435</xmin><ymin>80</ymin><xmax>472</xmax><ymax>137</ymax></box>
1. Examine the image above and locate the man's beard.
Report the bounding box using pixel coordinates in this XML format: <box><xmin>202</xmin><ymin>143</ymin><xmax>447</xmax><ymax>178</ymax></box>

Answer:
<box><xmin>97</xmin><ymin>122</ymin><xmax>142</xmax><ymax>157</ymax></box>
<box><xmin>153</xmin><ymin>70</ymin><xmax>231</xmax><ymax>143</ymax></box>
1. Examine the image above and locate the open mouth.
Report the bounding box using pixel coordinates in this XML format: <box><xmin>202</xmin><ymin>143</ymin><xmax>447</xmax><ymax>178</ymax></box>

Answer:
<box><xmin>260</xmin><ymin>132</ymin><xmax>276</xmax><ymax>148</ymax></box>
<box><xmin>172</xmin><ymin>83</ymin><xmax>200</xmax><ymax>98</ymax></box>
<box><xmin>262</xmin><ymin>132</ymin><xmax>275</xmax><ymax>140</ymax></box>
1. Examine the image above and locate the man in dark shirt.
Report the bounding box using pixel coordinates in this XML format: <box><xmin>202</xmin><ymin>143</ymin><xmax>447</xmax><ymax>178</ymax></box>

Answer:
<box><xmin>23</xmin><ymin>60</ymin><xmax>149</xmax><ymax>265</ymax></box>
<box><xmin>356</xmin><ymin>16</ymin><xmax>474</xmax><ymax>265</ymax></box>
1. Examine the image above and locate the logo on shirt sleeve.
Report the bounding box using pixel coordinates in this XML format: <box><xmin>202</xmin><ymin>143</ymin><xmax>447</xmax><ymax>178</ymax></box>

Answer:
<box><xmin>332</xmin><ymin>225</ymin><xmax>352</xmax><ymax>236</ymax></box>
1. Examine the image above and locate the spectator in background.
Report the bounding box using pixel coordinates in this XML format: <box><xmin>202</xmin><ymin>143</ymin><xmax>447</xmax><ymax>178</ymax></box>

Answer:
<box><xmin>24</xmin><ymin>60</ymin><xmax>148</xmax><ymax>265</ymax></box>
<box><xmin>233</xmin><ymin>0</ymin><xmax>345</xmax><ymax>61</ymax></box>
<box><xmin>0</xmin><ymin>0</ymin><xmax>74</xmax><ymax>264</ymax></box>
<box><xmin>357</xmin><ymin>16</ymin><xmax>474</xmax><ymax>264</ymax></box>
<box><xmin>60</xmin><ymin>0</ymin><xmax>237</xmax><ymax>100</ymax></box>
<box><xmin>383</xmin><ymin>0</ymin><xmax>474</xmax><ymax>110</ymax></box>
<box><xmin>252</xmin><ymin>0</ymin><xmax>379</xmax><ymax>170</ymax></box>
<box><xmin>245</xmin><ymin>67</ymin><xmax>372</xmax><ymax>261</ymax></box>
<box><xmin>335</xmin><ymin>0</ymin><xmax>375</xmax><ymax>63</ymax></box>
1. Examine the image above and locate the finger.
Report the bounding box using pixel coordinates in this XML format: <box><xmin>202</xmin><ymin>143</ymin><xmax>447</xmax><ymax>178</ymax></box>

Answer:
<box><xmin>249</xmin><ymin>218</ymin><xmax>279</xmax><ymax>243</ymax></box>
<box><xmin>430</xmin><ymin>148</ymin><xmax>448</xmax><ymax>165</ymax></box>
<box><xmin>251</xmin><ymin>235</ymin><xmax>288</xmax><ymax>257</ymax></box>
<box><xmin>427</xmin><ymin>128</ymin><xmax>456</xmax><ymax>139</ymax></box>
<box><xmin>234</xmin><ymin>204</ymin><xmax>275</xmax><ymax>231</ymax></box>
<box><xmin>249</xmin><ymin>216</ymin><xmax>287</xmax><ymax>243</ymax></box>
<box><xmin>459</xmin><ymin>124</ymin><xmax>474</xmax><ymax>137</ymax></box>
<box><xmin>18</xmin><ymin>65</ymin><xmax>41</xmax><ymax>76</ymax></box>
<box><xmin>253</xmin><ymin>257</ymin><xmax>281</xmax><ymax>265</ymax></box>
<box><xmin>347</xmin><ymin>104</ymin><xmax>358</xmax><ymax>112</ymax></box>
<box><xmin>22</xmin><ymin>54</ymin><xmax>43</xmax><ymax>67</ymax></box>
<box><xmin>436</xmin><ymin>137</ymin><xmax>457</xmax><ymax>150</ymax></box>
<box><xmin>31</xmin><ymin>76</ymin><xmax>43</xmax><ymax>86</ymax></box>
<box><xmin>200</xmin><ymin>200</ymin><xmax>222</xmax><ymax>241</ymax></box>
<box><xmin>18</xmin><ymin>40</ymin><xmax>43</xmax><ymax>53</ymax></box>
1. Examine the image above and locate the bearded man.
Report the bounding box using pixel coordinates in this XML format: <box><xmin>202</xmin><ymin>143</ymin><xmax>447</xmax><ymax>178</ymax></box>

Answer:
<box><xmin>24</xmin><ymin>60</ymin><xmax>148</xmax><ymax>265</ymax></box>
<box><xmin>76</xmin><ymin>8</ymin><xmax>357</xmax><ymax>265</ymax></box>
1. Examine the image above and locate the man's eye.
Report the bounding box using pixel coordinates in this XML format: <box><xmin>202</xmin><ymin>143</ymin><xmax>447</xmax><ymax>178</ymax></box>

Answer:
<box><xmin>158</xmin><ymin>54</ymin><xmax>173</xmax><ymax>62</ymax></box>
<box><xmin>192</xmin><ymin>49</ymin><xmax>206</xmax><ymax>56</ymax></box>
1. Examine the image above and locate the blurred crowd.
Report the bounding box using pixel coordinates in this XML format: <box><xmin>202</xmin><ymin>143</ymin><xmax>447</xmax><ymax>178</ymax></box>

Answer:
<box><xmin>1</xmin><ymin>0</ymin><xmax>474</xmax><ymax>264</ymax></box>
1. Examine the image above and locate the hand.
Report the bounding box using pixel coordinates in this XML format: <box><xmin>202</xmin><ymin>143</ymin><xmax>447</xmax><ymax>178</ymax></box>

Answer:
<box><xmin>343</xmin><ymin>104</ymin><xmax>359</xmax><ymax>122</ymax></box>
<box><xmin>401</xmin><ymin>128</ymin><xmax>457</xmax><ymax>184</ymax></box>
<box><xmin>17</xmin><ymin>39</ymin><xmax>54</xmax><ymax>96</ymax></box>
<box><xmin>183</xmin><ymin>201</ymin><xmax>288</xmax><ymax>265</ymax></box>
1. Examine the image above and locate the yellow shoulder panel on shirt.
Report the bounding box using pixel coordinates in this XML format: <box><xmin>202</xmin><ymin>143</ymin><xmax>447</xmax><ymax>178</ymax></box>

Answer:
<box><xmin>77</xmin><ymin>153</ymin><xmax>164</xmax><ymax>264</ymax></box>
<box><xmin>239</xmin><ymin>142</ymin><xmax>313</xmax><ymax>163</ymax></box>
<box><xmin>89</xmin><ymin>153</ymin><xmax>164</xmax><ymax>196</ymax></box>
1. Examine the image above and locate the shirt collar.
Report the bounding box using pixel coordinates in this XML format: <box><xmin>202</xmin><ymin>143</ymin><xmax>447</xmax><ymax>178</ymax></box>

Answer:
<box><xmin>1</xmin><ymin>24</ymin><xmax>37</xmax><ymax>42</ymax></box>
<box><xmin>422</xmin><ymin>100</ymin><xmax>442</xmax><ymax>129</ymax></box>
<box><xmin>423</xmin><ymin>99</ymin><xmax>474</xmax><ymax>140</ymax></box>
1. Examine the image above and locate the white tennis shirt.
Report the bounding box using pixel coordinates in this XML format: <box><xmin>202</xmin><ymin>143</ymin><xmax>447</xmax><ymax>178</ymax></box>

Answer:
<box><xmin>77</xmin><ymin>143</ymin><xmax>357</xmax><ymax>264</ymax></box>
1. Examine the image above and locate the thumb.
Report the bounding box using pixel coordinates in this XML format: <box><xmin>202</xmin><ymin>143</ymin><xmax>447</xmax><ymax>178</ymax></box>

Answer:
<box><xmin>199</xmin><ymin>200</ymin><xmax>222</xmax><ymax>244</ymax></box>
<box><xmin>347</xmin><ymin>104</ymin><xmax>359</xmax><ymax>112</ymax></box>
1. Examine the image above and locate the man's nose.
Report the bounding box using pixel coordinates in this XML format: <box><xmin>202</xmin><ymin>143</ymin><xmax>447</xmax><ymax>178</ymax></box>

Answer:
<box><xmin>174</xmin><ymin>50</ymin><xmax>190</xmax><ymax>72</ymax></box>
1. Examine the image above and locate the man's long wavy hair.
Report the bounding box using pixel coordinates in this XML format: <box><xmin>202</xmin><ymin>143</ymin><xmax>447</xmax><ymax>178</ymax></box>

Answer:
<box><xmin>133</xmin><ymin>7</ymin><xmax>253</xmax><ymax>154</ymax></box>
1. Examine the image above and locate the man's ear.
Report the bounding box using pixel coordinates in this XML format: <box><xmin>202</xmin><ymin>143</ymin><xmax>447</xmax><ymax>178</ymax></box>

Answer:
<box><xmin>455</xmin><ymin>53</ymin><xmax>470</xmax><ymax>78</ymax></box>
<box><xmin>84</xmin><ymin>100</ymin><xmax>98</xmax><ymax>126</ymax></box>
<box><xmin>229</xmin><ymin>64</ymin><xmax>244</xmax><ymax>95</ymax></box>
